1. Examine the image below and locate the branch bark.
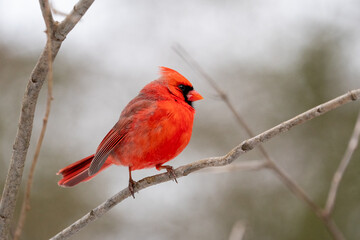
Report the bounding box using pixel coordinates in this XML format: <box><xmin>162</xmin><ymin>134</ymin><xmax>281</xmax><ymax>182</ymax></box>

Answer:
<box><xmin>50</xmin><ymin>89</ymin><xmax>360</xmax><ymax>240</ymax></box>
<box><xmin>0</xmin><ymin>1</ymin><xmax>95</xmax><ymax>239</ymax></box>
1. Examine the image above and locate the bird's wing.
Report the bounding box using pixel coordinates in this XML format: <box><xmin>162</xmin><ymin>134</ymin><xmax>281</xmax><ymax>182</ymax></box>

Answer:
<box><xmin>88</xmin><ymin>127</ymin><xmax>127</xmax><ymax>175</ymax></box>
<box><xmin>89</xmin><ymin>97</ymin><xmax>156</xmax><ymax>175</ymax></box>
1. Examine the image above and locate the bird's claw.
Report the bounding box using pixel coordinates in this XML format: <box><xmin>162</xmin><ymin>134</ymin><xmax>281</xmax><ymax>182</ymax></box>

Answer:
<box><xmin>163</xmin><ymin>165</ymin><xmax>178</xmax><ymax>183</ymax></box>
<box><xmin>128</xmin><ymin>179</ymin><xmax>136</xmax><ymax>198</ymax></box>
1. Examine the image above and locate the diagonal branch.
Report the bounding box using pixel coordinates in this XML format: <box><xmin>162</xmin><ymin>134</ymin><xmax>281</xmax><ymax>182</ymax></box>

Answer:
<box><xmin>0</xmin><ymin>0</ymin><xmax>95</xmax><ymax>239</ymax></box>
<box><xmin>324</xmin><ymin>109</ymin><xmax>360</xmax><ymax>216</ymax></box>
<box><xmin>50</xmin><ymin>89</ymin><xmax>360</xmax><ymax>240</ymax></box>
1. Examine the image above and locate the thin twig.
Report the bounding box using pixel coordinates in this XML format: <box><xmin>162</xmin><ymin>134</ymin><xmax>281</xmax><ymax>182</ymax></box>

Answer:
<box><xmin>172</xmin><ymin>44</ymin><xmax>348</xmax><ymax>240</ymax></box>
<box><xmin>0</xmin><ymin>0</ymin><xmax>95</xmax><ymax>239</ymax></box>
<box><xmin>50</xmin><ymin>89</ymin><xmax>360</xmax><ymax>240</ymax></box>
<box><xmin>324</xmin><ymin>109</ymin><xmax>360</xmax><ymax>216</ymax></box>
<box><xmin>13</xmin><ymin>1</ymin><xmax>54</xmax><ymax>239</ymax></box>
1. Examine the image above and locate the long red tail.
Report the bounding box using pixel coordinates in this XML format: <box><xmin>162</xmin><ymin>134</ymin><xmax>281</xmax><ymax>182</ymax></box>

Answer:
<box><xmin>57</xmin><ymin>154</ymin><xmax>112</xmax><ymax>187</ymax></box>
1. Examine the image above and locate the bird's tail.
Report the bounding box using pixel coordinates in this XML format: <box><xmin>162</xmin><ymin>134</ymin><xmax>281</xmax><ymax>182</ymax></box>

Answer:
<box><xmin>57</xmin><ymin>154</ymin><xmax>112</xmax><ymax>187</ymax></box>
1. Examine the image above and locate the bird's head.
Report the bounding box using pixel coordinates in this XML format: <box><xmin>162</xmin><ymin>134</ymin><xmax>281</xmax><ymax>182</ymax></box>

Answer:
<box><xmin>159</xmin><ymin>66</ymin><xmax>203</xmax><ymax>107</ymax></box>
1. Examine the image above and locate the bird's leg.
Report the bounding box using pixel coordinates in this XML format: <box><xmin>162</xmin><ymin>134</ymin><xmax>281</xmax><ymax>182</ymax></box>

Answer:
<box><xmin>128</xmin><ymin>167</ymin><xmax>136</xmax><ymax>198</ymax></box>
<box><xmin>156</xmin><ymin>164</ymin><xmax>178</xmax><ymax>183</ymax></box>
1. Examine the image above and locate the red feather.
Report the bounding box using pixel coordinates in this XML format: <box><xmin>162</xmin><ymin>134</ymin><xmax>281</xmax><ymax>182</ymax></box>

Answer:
<box><xmin>57</xmin><ymin>154</ymin><xmax>112</xmax><ymax>187</ymax></box>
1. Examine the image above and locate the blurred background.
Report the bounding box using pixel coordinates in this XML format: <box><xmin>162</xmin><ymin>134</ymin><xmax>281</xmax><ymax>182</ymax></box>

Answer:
<box><xmin>1</xmin><ymin>0</ymin><xmax>360</xmax><ymax>239</ymax></box>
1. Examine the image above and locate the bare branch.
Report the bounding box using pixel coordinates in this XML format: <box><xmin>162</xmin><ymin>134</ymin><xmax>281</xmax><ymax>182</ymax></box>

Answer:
<box><xmin>0</xmin><ymin>0</ymin><xmax>95</xmax><ymax>239</ymax></box>
<box><xmin>324</xmin><ymin>109</ymin><xmax>360</xmax><ymax>216</ymax></box>
<box><xmin>50</xmin><ymin>89</ymin><xmax>360</xmax><ymax>240</ymax></box>
<box><xmin>13</xmin><ymin>1</ymin><xmax>55</xmax><ymax>239</ymax></box>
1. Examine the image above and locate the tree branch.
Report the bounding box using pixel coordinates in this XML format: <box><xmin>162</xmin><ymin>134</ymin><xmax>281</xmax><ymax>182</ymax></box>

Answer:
<box><xmin>324</xmin><ymin>109</ymin><xmax>360</xmax><ymax>216</ymax></box>
<box><xmin>0</xmin><ymin>0</ymin><xmax>95</xmax><ymax>239</ymax></box>
<box><xmin>50</xmin><ymin>89</ymin><xmax>360</xmax><ymax>240</ymax></box>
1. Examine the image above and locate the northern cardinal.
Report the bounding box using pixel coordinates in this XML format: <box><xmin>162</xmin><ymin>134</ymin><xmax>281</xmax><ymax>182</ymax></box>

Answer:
<box><xmin>57</xmin><ymin>67</ymin><xmax>203</xmax><ymax>197</ymax></box>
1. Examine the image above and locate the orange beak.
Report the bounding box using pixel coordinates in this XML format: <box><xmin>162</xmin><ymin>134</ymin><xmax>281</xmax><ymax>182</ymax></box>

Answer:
<box><xmin>187</xmin><ymin>90</ymin><xmax>203</xmax><ymax>102</ymax></box>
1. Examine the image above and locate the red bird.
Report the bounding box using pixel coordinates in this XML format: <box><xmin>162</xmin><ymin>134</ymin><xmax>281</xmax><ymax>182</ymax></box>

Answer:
<box><xmin>57</xmin><ymin>67</ymin><xmax>203</xmax><ymax>197</ymax></box>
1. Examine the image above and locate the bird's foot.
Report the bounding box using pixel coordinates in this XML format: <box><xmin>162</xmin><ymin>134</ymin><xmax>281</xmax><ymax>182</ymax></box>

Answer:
<box><xmin>156</xmin><ymin>165</ymin><xmax>178</xmax><ymax>183</ymax></box>
<box><xmin>128</xmin><ymin>178</ymin><xmax>136</xmax><ymax>198</ymax></box>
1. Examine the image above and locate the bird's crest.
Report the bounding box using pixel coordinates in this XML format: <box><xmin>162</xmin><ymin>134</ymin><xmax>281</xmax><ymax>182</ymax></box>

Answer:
<box><xmin>159</xmin><ymin>66</ymin><xmax>193</xmax><ymax>87</ymax></box>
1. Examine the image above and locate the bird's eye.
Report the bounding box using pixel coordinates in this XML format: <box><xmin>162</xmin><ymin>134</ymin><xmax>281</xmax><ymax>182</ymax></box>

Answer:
<box><xmin>178</xmin><ymin>84</ymin><xmax>185</xmax><ymax>91</ymax></box>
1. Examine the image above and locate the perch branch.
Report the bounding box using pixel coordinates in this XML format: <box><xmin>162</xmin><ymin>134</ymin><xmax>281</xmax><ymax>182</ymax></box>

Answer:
<box><xmin>0</xmin><ymin>0</ymin><xmax>95</xmax><ymax>239</ymax></box>
<box><xmin>50</xmin><ymin>89</ymin><xmax>360</xmax><ymax>240</ymax></box>
<box><xmin>324</xmin><ymin>109</ymin><xmax>360</xmax><ymax>216</ymax></box>
<box><xmin>13</xmin><ymin>1</ymin><xmax>54</xmax><ymax>239</ymax></box>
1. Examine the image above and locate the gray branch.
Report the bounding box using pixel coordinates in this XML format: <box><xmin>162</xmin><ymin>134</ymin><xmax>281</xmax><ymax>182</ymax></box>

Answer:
<box><xmin>50</xmin><ymin>89</ymin><xmax>360</xmax><ymax>240</ymax></box>
<box><xmin>0</xmin><ymin>1</ymin><xmax>95</xmax><ymax>239</ymax></box>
